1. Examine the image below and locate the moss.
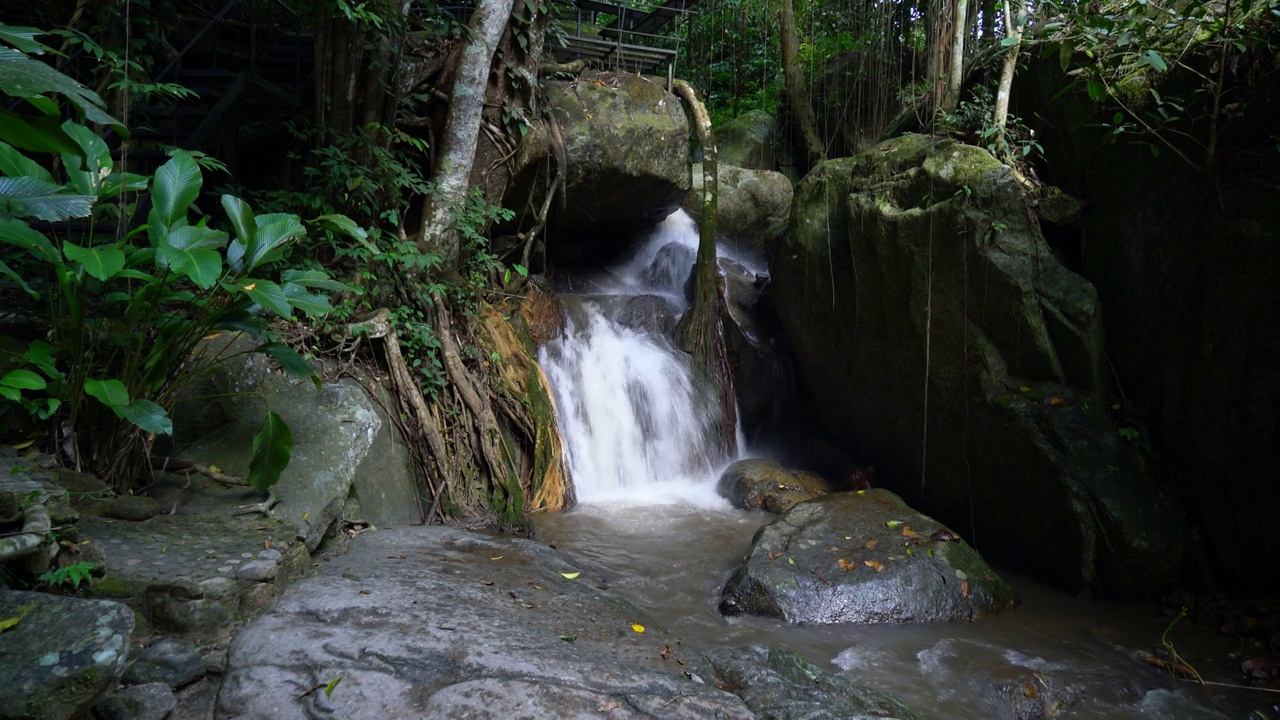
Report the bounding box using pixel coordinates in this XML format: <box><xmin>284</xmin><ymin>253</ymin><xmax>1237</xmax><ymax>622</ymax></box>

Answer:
<box><xmin>91</xmin><ymin>574</ymin><xmax>151</xmax><ymax>599</ymax></box>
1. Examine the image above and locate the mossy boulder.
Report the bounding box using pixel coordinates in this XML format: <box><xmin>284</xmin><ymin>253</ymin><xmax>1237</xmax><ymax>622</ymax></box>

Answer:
<box><xmin>515</xmin><ymin>71</ymin><xmax>689</xmax><ymax>262</ymax></box>
<box><xmin>715</xmin><ymin>109</ymin><xmax>778</xmax><ymax>170</ymax></box>
<box><xmin>683</xmin><ymin>162</ymin><xmax>792</xmax><ymax>247</ymax></box>
<box><xmin>717</xmin><ymin>458</ymin><xmax>831</xmax><ymax>513</ymax></box>
<box><xmin>770</xmin><ymin>134</ymin><xmax>1184</xmax><ymax>595</ymax></box>
<box><xmin>720</xmin><ymin>489</ymin><xmax>1017</xmax><ymax>624</ymax></box>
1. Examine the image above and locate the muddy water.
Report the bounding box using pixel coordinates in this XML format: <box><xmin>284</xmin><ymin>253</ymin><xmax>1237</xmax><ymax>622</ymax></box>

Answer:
<box><xmin>536</xmin><ymin>503</ymin><xmax>1259</xmax><ymax>719</ymax></box>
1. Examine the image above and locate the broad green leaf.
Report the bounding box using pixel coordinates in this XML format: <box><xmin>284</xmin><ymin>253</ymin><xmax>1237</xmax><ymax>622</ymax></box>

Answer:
<box><xmin>280</xmin><ymin>268</ymin><xmax>350</xmax><ymax>292</ymax></box>
<box><xmin>0</xmin><ymin>140</ymin><xmax>54</xmax><ymax>182</ymax></box>
<box><xmin>157</xmin><ymin>225</ymin><xmax>226</xmax><ymax>288</ymax></box>
<box><xmin>0</xmin><ymin>368</ymin><xmax>45</xmax><ymax>390</ymax></box>
<box><xmin>282</xmin><ymin>282</ymin><xmax>333</xmax><ymax>317</ymax></box>
<box><xmin>62</xmin><ymin>120</ymin><xmax>112</xmax><ymax>194</ymax></box>
<box><xmin>100</xmin><ymin>171</ymin><xmax>148</xmax><ymax>198</ymax></box>
<box><xmin>1142</xmin><ymin>49</ymin><xmax>1168</xmax><ymax>72</ymax></box>
<box><xmin>247</xmin><ymin>411</ymin><xmax>292</xmax><ymax>493</ymax></box>
<box><xmin>243</xmin><ymin>216</ymin><xmax>304</xmax><ymax>272</ymax></box>
<box><xmin>315</xmin><ymin>213</ymin><xmax>369</xmax><ymax>243</ymax></box>
<box><xmin>119</xmin><ymin>398</ymin><xmax>173</xmax><ymax>435</ymax></box>
<box><xmin>0</xmin><ymin>111</ymin><xmax>76</xmax><ymax>155</ymax></box>
<box><xmin>0</xmin><ymin>25</ymin><xmax>52</xmax><ymax>55</ymax></box>
<box><xmin>1086</xmin><ymin>79</ymin><xmax>1106</xmax><ymax>102</ymax></box>
<box><xmin>0</xmin><ymin>257</ymin><xmax>35</xmax><ymax>296</ymax></box>
<box><xmin>220</xmin><ymin>194</ymin><xmax>255</xmax><ymax>246</ymax></box>
<box><xmin>84</xmin><ymin>377</ymin><xmax>129</xmax><ymax>408</ymax></box>
<box><xmin>0</xmin><ymin>47</ymin><xmax>120</xmax><ymax>127</ymax></box>
<box><xmin>226</xmin><ymin>238</ymin><xmax>247</xmax><ymax>275</ymax></box>
<box><xmin>63</xmin><ymin>241</ymin><xmax>125</xmax><ymax>280</ymax></box>
<box><xmin>236</xmin><ymin>279</ymin><xmax>292</xmax><ymax>318</ymax></box>
<box><xmin>151</xmin><ymin>151</ymin><xmax>202</xmax><ymax>227</ymax></box>
<box><xmin>0</xmin><ymin>217</ymin><xmax>60</xmax><ymax>262</ymax></box>
<box><xmin>0</xmin><ymin>176</ymin><xmax>94</xmax><ymax>221</ymax></box>
<box><xmin>0</xmin><ymin>386</ymin><xmax>18</xmax><ymax>402</ymax></box>
<box><xmin>255</xmin><ymin>342</ymin><xmax>316</xmax><ymax>379</ymax></box>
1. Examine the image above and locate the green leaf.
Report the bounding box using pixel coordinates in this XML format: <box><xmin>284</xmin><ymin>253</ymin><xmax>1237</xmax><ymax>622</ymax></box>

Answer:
<box><xmin>1141</xmin><ymin>49</ymin><xmax>1168</xmax><ymax>72</ymax></box>
<box><xmin>255</xmin><ymin>342</ymin><xmax>316</xmax><ymax>379</ymax></box>
<box><xmin>0</xmin><ymin>47</ymin><xmax>120</xmax><ymax>127</ymax></box>
<box><xmin>243</xmin><ymin>216</ymin><xmax>304</xmax><ymax>272</ymax></box>
<box><xmin>885</xmin><ymin>520</ymin><xmax>903</xmax><ymax>528</ymax></box>
<box><xmin>61</xmin><ymin>120</ymin><xmax>112</xmax><ymax>195</ymax></box>
<box><xmin>119</xmin><ymin>398</ymin><xmax>173</xmax><ymax>435</ymax></box>
<box><xmin>0</xmin><ymin>111</ymin><xmax>76</xmax><ymax>155</ymax></box>
<box><xmin>1086</xmin><ymin>79</ymin><xmax>1106</xmax><ymax>102</ymax></box>
<box><xmin>282</xmin><ymin>282</ymin><xmax>333</xmax><ymax>317</ymax></box>
<box><xmin>236</xmin><ymin>279</ymin><xmax>292</xmax><ymax>318</ymax></box>
<box><xmin>221</xmin><ymin>194</ymin><xmax>255</xmax><ymax>249</ymax></box>
<box><xmin>157</xmin><ymin>225</ymin><xmax>226</xmax><ymax>288</ymax></box>
<box><xmin>0</xmin><ymin>175</ymin><xmax>94</xmax><ymax>221</ymax></box>
<box><xmin>62</xmin><ymin>241</ymin><xmax>125</xmax><ymax>281</ymax></box>
<box><xmin>0</xmin><ymin>217</ymin><xmax>59</xmax><ymax>262</ymax></box>
<box><xmin>151</xmin><ymin>151</ymin><xmax>202</xmax><ymax>227</ymax></box>
<box><xmin>280</xmin><ymin>268</ymin><xmax>350</xmax><ymax>292</ymax></box>
<box><xmin>315</xmin><ymin>213</ymin><xmax>368</xmax><ymax>243</ymax></box>
<box><xmin>84</xmin><ymin>377</ymin><xmax>129</xmax><ymax>408</ymax></box>
<box><xmin>324</xmin><ymin>677</ymin><xmax>341</xmax><ymax>697</ymax></box>
<box><xmin>0</xmin><ymin>140</ymin><xmax>53</xmax><ymax>181</ymax></box>
<box><xmin>0</xmin><ymin>257</ymin><xmax>35</xmax><ymax>296</ymax></box>
<box><xmin>0</xmin><ymin>368</ymin><xmax>45</xmax><ymax>390</ymax></box>
<box><xmin>246</xmin><ymin>411</ymin><xmax>292</xmax><ymax>493</ymax></box>
<box><xmin>0</xmin><ymin>25</ymin><xmax>53</xmax><ymax>55</ymax></box>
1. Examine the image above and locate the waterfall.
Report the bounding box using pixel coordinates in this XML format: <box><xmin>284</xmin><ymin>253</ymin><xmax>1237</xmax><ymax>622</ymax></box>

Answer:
<box><xmin>538</xmin><ymin>211</ymin><xmax>749</xmax><ymax>506</ymax></box>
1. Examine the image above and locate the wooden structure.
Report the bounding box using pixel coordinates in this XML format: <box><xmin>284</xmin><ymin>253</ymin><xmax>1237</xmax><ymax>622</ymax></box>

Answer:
<box><xmin>550</xmin><ymin>0</ymin><xmax>696</xmax><ymax>79</ymax></box>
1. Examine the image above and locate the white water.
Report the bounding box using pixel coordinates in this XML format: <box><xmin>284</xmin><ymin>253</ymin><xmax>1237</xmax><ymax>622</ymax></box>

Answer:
<box><xmin>537</xmin><ymin>210</ymin><xmax>742</xmax><ymax>507</ymax></box>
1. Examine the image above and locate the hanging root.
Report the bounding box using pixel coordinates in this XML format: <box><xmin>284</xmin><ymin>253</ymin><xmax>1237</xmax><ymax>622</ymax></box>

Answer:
<box><xmin>521</xmin><ymin>114</ymin><xmax>567</xmax><ymax>270</ymax></box>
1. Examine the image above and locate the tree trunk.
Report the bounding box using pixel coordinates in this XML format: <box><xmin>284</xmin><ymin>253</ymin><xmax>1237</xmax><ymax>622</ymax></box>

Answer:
<box><xmin>672</xmin><ymin>79</ymin><xmax>738</xmax><ymax>458</ymax></box>
<box><xmin>779</xmin><ymin>0</ymin><xmax>825</xmax><ymax>174</ymax></box>
<box><xmin>992</xmin><ymin>0</ymin><xmax>1027</xmax><ymax>157</ymax></box>
<box><xmin>417</xmin><ymin>0</ymin><xmax>518</xmax><ymax>274</ymax></box>
<box><xmin>942</xmin><ymin>0</ymin><xmax>969</xmax><ymax>113</ymax></box>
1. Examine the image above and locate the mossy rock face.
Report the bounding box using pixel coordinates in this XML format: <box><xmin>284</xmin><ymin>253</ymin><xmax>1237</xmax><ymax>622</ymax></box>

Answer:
<box><xmin>771</xmin><ymin>134</ymin><xmax>1184</xmax><ymax>595</ymax></box>
<box><xmin>531</xmin><ymin>71</ymin><xmax>689</xmax><ymax>262</ymax></box>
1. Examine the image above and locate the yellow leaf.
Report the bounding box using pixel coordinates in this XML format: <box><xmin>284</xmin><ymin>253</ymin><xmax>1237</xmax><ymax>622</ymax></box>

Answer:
<box><xmin>864</xmin><ymin>560</ymin><xmax>885</xmax><ymax>572</ymax></box>
<box><xmin>561</xmin><ymin>571</ymin><xmax>580</xmax><ymax>579</ymax></box>
<box><xmin>0</xmin><ymin>616</ymin><xmax>20</xmax><ymax>633</ymax></box>
<box><xmin>10</xmin><ymin>439</ymin><xmax>33</xmax><ymax>450</ymax></box>
<box><xmin>302</xmin><ymin>512</ymin><xmax>309</xmax><ymax>520</ymax></box>
<box><xmin>631</xmin><ymin>624</ymin><xmax>645</xmax><ymax>633</ymax></box>
<box><xmin>490</xmin><ymin>555</ymin><xmax>504</xmax><ymax>561</ymax></box>
<box><xmin>244</xmin><ymin>283</ymin><xmax>257</xmax><ymax>291</ymax></box>
<box><xmin>837</xmin><ymin>559</ymin><xmax>855</xmax><ymax>571</ymax></box>
<box><xmin>209</xmin><ymin>465</ymin><xmax>222</xmax><ymax>474</ymax></box>
<box><xmin>202</xmin><ymin>331</ymin><xmax>222</xmax><ymax>341</ymax></box>
<box><xmin>902</xmin><ymin>526</ymin><xmax>920</xmax><ymax>539</ymax></box>
<box><xmin>844</xmin><ymin>536</ymin><xmax>852</xmax><ymax>540</ymax></box>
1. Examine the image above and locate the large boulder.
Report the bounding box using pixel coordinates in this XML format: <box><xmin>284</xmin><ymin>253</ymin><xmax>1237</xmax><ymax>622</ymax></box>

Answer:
<box><xmin>514</xmin><ymin>71</ymin><xmax>689</xmax><ymax>262</ymax></box>
<box><xmin>720</xmin><ymin>489</ymin><xmax>1017</xmax><ymax>623</ymax></box>
<box><xmin>716</xmin><ymin>109</ymin><xmax>778</xmax><ymax>170</ymax></box>
<box><xmin>770</xmin><ymin>135</ymin><xmax>1184</xmax><ymax>595</ymax></box>
<box><xmin>216</xmin><ymin>525</ymin><xmax>914</xmax><ymax>719</ymax></box>
<box><xmin>0</xmin><ymin>590</ymin><xmax>134</xmax><ymax>720</ymax></box>
<box><xmin>683</xmin><ymin>163</ymin><xmax>793</xmax><ymax>246</ymax></box>
<box><xmin>717</xmin><ymin>458</ymin><xmax>831</xmax><ymax>513</ymax></box>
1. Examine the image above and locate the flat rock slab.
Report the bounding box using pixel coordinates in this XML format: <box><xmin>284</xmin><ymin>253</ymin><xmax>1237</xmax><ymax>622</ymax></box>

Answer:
<box><xmin>721</xmin><ymin>489</ymin><xmax>1018</xmax><ymax>624</ymax></box>
<box><xmin>217</xmin><ymin>526</ymin><xmax>914</xmax><ymax>719</ymax></box>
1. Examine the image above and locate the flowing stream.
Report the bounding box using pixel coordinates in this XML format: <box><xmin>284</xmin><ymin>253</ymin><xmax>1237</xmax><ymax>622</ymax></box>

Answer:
<box><xmin>536</xmin><ymin>211</ymin><xmax>1258</xmax><ymax>719</ymax></box>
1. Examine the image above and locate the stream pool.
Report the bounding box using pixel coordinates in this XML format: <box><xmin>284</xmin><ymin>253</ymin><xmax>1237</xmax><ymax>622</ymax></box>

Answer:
<box><xmin>536</xmin><ymin>502</ymin><xmax>1262</xmax><ymax>719</ymax></box>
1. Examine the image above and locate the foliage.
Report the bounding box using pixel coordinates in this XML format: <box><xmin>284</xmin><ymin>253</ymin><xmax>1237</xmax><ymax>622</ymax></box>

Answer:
<box><xmin>0</xmin><ymin>27</ymin><xmax>356</xmax><ymax>491</ymax></box>
<box><xmin>1037</xmin><ymin>0</ymin><xmax>1280</xmax><ymax>168</ymax></box>
<box><xmin>940</xmin><ymin>85</ymin><xmax>1044</xmax><ymax>161</ymax></box>
<box><xmin>37</xmin><ymin>561</ymin><xmax>95</xmax><ymax>589</ymax></box>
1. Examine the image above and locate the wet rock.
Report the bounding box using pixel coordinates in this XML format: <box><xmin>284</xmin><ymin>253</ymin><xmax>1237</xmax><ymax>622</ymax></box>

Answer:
<box><xmin>716</xmin><ymin>109</ymin><xmax>778</xmax><ymax>170</ymax></box>
<box><xmin>720</xmin><ymin>489</ymin><xmax>1017</xmax><ymax>623</ymax></box>
<box><xmin>717</xmin><ymin>458</ymin><xmax>831</xmax><ymax>513</ymax></box>
<box><xmin>515</xmin><ymin>71</ymin><xmax>689</xmax><ymax>262</ymax></box>
<box><xmin>684</xmin><ymin>162</ymin><xmax>793</xmax><ymax>245</ymax></box>
<box><xmin>148</xmin><ymin>577</ymin><xmax>240</xmax><ymax>642</ymax></box>
<box><xmin>168</xmin><ymin>677</ymin><xmax>220</xmax><ymax>720</ymax></box>
<box><xmin>94</xmin><ymin>682</ymin><xmax>177</xmax><ymax>720</ymax></box>
<box><xmin>771</xmin><ymin>134</ymin><xmax>1184</xmax><ymax>595</ymax></box>
<box><xmin>614</xmin><ymin>294</ymin><xmax>681</xmax><ymax>339</ymax></box>
<box><xmin>640</xmin><ymin>241</ymin><xmax>695</xmax><ymax>296</ymax></box>
<box><xmin>234</xmin><ymin>559</ymin><xmax>279</xmax><ymax>583</ymax></box>
<box><xmin>95</xmin><ymin>495</ymin><xmax>162</xmax><ymax>522</ymax></box>
<box><xmin>123</xmin><ymin>638</ymin><xmax>206</xmax><ymax>689</ymax></box>
<box><xmin>703</xmin><ymin>645</ymin><xmax>916</xmax><ymax>719</ymax></box>
<box><xmin>217</xmin><ymin>525</ymin><xmax>913</xmax><ymax>719</ymax></box>
<box><xmin>915</xmin><ymin>638</ymin><xmax>1081</xmax><ymax>720</ymax></box>
<box><xmin>0</xmin><ymin>590</ymin><xmax>133</xmax><ymax>720</ymax></box>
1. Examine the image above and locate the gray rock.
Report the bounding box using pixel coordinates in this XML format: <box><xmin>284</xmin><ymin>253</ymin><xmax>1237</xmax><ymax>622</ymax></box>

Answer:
<box><xmin>515</xmin><ymin>71</ymin><xmax>690</xmax><ymax>262</ymax></box>
<box><xmin>170</xmin><ymin>334</ymin><xmax>382</xmax><ymax>551</ymax></box>
<box><xmin>349</xmin><ymin>382</ymin><xmax>426</xmax><ymax>528</ymax></box>
<box><xmin>716</xmin><ymin>109</ymin><xmax>778</xmax><ymax>170</ymax></box>
<box><xmin>124</xmin><ymin>638</ymin><xmax>206</xmax><ymax>689</ymax></box>
<box><xmin>720</xmin><ymin>489</ymin><xmax>1018</xmax><ymax>624</ymax></box>
<box><xmin>0</xmin><ymin>590</ymin><xmax>133</xmax><ymax>720</ymax></box>
<box><xmin>614</xmin><ymin>294</ymin><xmax>681</xmax><ymax>340</ymax></box>
<box><xmin>94</xmin><ymin>682</ymin><xmax>177</xmax><ymax>720</ymax></box>
<box><xmin>216</xmin><ymin>526</ymin><xmax>911</xmax><ymax>719</ymax></box>
<box><xmin>96</xmin><ymin>496</ymin><xmax>163</xmax><ymax>522</ymax></box>
<box><xmin>717</xmin><ymin>458</ymin><xmax>831</xmax><ymax>513</ymax></box>
<box><xmin>234</xmin><ymin>560</ymin><xmax>279</xmax><ymax>583</ymax></box>
<box><xmin>684</xmin><ymin>162</ymin><xmax>793</xmax><ymax>246</ymax></box>
<box><xmin>168</xmin><ymin>677</ymin><xmax>220</xmax><ymax>720</ymax></box>
<box><xmin>703</xmin><ymin>645</ymin><xmax>916</xmax><ymax>719</ymax></box>
<box><xmin>771</xmin><ymin>134</ymin><xmax>1184</xmax><ymax>595</ymax></box>
<box><xmin>148</xmin><ymin>577</ymin><xmax>240</xmax><ymax>641</ymax></box>
<box><xmin>639</xmin><ymin>241</ymin><xmax>695</xmax><ymax>296</ymax></box>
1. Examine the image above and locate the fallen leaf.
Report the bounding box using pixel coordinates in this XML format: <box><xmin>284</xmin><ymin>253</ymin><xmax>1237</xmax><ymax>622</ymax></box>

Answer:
<box><xmin>264</xmin><ymin>539</ymin><xmax>272</xmax><ymax>549</ymax></box>
<box><xmin>561</xmin><ymin>571</ymin><xmax>581</xmax><ymax>579</ymax></box>
<box><xmin>358</xmin><ymin>590</ymin><xmax>371</xmax><ymax>595</ymax></box>
<box><xmin>955</xmin><ymin>569</ymin><xmax>969</xmax><ymax>580</ymax></box>
<box><xmin>531</xmin><ymin>584</ymin><xmax>544</xmax><ymax>590</ymax></box>
<box><xmin>885</xmin><ymin>520</ymin><xmax>902</xmax><ymax>528</ymax></box>
<box><xmin>829</xmin><ymin>546</ymin><xmax>839</xmax><ymax>551</ymax></box>
<box><xmin>202</xmin><ymin>331</ymin><xmax>222</xmax><ymax>341</ymax></box>
<box><xmin>559</xmin><ymin>635</ymin><xmax>577</xmax><ymax>642</ymax></box>
<box><xmin>325</xmin><ymin>676</ymin><xmax>342</xmax><ymax>697</ymax></box>
<box><xmin>1049</xmin><ymin>396</ymin><xmax>1065</xmax><ymax>406</ymax></box>
<box><xmin>838</xmin><ymin>559</ymin><xmax>856</xmax><ymax>570</ymax></box>
<box><xmin>906</xmin><ymin>548</ymin><xmax>917</xmax><ymax>556</ymax></box>
<box><xmin>787</xmin><ymin>557</ymin><xmax>795</xmax><ymax>565</ymax></box>
<box><xmin>856</xmin><ymin>490</ymin><xmax>866</xmax><ymax>495</ymax></box>
<box><xmin>301</xmin><ymin>512</ymin><xmax>309</xmax><ymax>520</ymax></box>
<box><xmin>490</xmin><ymin>555</ymin><xmax>504</xmax><ymax>561</ymax></box>
<box><xmin>844</xmin><ymin>536</ymin><xmax>852</xmax><ymax>540</ymax></box>
<box><xmin>1019</xmin><ymin>385</ymin><xmax>1030</xmax><ymax>392</ymax></box>
<box><xmin>597</xmin><ymin>700</ymin><xmax>621</xmax><ymax>712</ymax></box>
<box><xmin>864</xmin><ymin>539</ymin><xmax>878</xmax><ymax>549</ymax></box>
<box><xmin>521</xmin><ymin>603</ymin><xmax>534</xmax><ymax>608</ymax></box>
<box><xmin>931</xmin><ymin>529</ymin><xmax>961</xmax><ymax>542</ymax></box>
<box><xmin>902</xmin><ymin>526</ymin><xmax>920</xmax><ymax>539</ymax></box>
<box><xmin>961</xmin><ymin>580</ymin><xmax>970</xmax><ymax>598</ymax></box>
<box><xmin>10</xmin><ymin>439</ymin><xmax>33</xmax><ymax>450</ymax></box>
<box><xmin>767</xmin><ymin>551</ymin><xmax>783</xmax><ymax>560</ymax></box>
<box><xmin>508</xmin><ymin>591</ymin><xmax>519</xmax><ymax>599</ymax></box>
<box><xmin>631</xmin><ymin>624</ymin><xmax>645</xmax><ymax>633</ymax></box>
<box><xmin>864</xmin><ymin>560</ymin><xmax>885</xmax><ymax>572</ymax></box>
<box><xmin>481</xmin><ymin>580</ymin><xmax>494</xmax><ymax>586</ymax></box>
<box><xmin>0</xmin><ymin>617</ymin><xmax>20</xmax><ymax>633</ymax></box>
<box><xmin>209</xmin><ymin>464</ymin><xmax>222</xmax><ymax>473</ymax></box>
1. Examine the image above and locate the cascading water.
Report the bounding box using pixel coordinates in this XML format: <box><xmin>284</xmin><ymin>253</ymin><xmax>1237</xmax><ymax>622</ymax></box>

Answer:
<box><xmin>537</xmin><ymin>210</ymin><xmax>754</xmax><ymax>506</ymax></box>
